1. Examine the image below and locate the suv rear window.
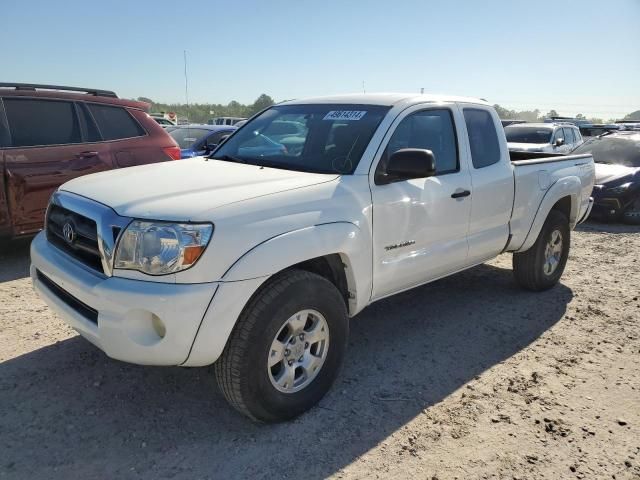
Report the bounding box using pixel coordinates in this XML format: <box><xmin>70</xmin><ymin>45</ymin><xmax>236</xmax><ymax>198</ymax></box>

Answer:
<box><xmin>4</xmin><ymin>98</ymin><xmax>81</xmax><ymax>147</ymax></box>
<box><xmin>88</xmin><ymin>104</ymin><xmax>145</xmax><ymax>140</ymax></box>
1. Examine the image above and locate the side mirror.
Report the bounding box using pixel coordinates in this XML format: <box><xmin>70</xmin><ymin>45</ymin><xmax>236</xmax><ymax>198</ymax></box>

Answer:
<box><xmin>554</xmin><ymin>138</ymin><xmax>565</xmax><ymax>147</ymax></box>
<box><xmin>379</xmin><ymin>148</ymin><xmax>436</xmax><ymax>184</ymax></box>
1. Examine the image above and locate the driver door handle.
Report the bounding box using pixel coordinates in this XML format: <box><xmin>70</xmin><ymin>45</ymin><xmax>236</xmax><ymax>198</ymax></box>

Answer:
<box><xmin>451</xmin><ymin>189</ymin><xmax>471</xmax><ymax>199</ymax></box>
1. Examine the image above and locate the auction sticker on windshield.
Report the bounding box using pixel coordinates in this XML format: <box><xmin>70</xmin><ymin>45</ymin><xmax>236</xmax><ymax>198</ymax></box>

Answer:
<box><xmin>323</xmin><ymin>110</ymin><xmax>367</xmax><ymax>121</ymax></box>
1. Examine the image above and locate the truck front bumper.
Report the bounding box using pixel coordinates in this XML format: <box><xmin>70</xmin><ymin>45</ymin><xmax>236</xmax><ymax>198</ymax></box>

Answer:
<box><xmin>30</xmin><ymin>231</ymin><xmax>242</xmax><ymax>366</ymax></box>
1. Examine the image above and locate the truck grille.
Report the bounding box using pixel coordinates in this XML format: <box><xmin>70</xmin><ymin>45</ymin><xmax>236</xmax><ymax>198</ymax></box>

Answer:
<box><xmin>46</xmin><ymin>204</ymin><xmax>104</xmax><ymax>274</ymax></box>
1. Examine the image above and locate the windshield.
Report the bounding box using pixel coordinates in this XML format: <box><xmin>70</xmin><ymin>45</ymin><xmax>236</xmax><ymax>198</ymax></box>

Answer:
<box><xmin>505</xmin><ymin>126</ymin><xmax>553</xmax><ymax>144</ymax></box>
<box><xmin>211</xmin><ymin>104</ymin><xmax>390</xmax><ymax>173</ymax></box>
<box><xmin>170</xmin><ymin>128</ymin><xmax>210</xmax><ymax>149</ymax></box>
<box><xmin>572</xmin><ymin>134</ymin><xmax>640</xmax><ymax>167</ymax></box>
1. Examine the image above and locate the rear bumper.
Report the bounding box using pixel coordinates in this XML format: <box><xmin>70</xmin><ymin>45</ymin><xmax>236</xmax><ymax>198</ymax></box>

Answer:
<box><xmin>31</xmin><ymin>232</ymin><xmax>216</xmax><ymax>365</ymax></box>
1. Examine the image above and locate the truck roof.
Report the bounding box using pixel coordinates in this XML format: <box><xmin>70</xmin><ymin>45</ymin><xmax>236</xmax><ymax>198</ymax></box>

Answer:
<box><xmin>281</xmin><ymin>92</ymin><xmax>489</xmax><ymax>107</ymax></box>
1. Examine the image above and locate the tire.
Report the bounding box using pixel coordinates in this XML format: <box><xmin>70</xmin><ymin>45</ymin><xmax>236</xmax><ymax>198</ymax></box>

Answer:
<box><xmin>622</xmin><ymin>198</ymin><xmax>640</xmax><ymax>225</ymax></box>
<box><xmin>513</xmin><ymin>209</ymin><xmax>570</xmax><ymax>291</ymax></box>
<box><xmin>214</xmin><ymin>269</ymin><xmax>348</xmax><ymax>422</ymax></box>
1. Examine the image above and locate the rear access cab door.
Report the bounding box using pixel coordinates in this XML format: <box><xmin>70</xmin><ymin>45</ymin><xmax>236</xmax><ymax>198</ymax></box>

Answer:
<box><xmin>1</xmin><ymin>96</ymin><xmax>113</xmax><ymax>236</ymax></box>
<box><xmin>456</xmin><ymin>104</ymin><xmax>514</xmax><ymax>264</ymax></box>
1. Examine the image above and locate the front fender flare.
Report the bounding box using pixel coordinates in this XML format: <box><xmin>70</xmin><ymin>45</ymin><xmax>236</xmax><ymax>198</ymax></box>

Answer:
<box><xmin>222</xmin><ymin>222</ymin><xmax>372</xmax><ymax>315</ymax></box>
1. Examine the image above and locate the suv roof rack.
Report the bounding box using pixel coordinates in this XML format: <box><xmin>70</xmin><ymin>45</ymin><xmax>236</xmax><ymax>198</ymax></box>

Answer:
<box><xmin>0</xmin><ymin>83</ymin><xmax>118</xmax><ymax>98</ymax></box>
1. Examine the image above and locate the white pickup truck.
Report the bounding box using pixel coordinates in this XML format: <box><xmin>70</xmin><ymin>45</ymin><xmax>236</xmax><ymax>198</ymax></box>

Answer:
<box><xmin>31</xmin><ymin>93</ymin><xmax>595</xmax><ymax>422</ymax></box>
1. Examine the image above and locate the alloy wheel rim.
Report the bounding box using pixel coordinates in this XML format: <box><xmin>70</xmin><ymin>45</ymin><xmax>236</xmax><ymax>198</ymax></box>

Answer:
<box><xmin>267</xmin><ymin>309</ymin><xmax>330</xmax><ymax>393</ymax></box>
<box><xmin>543</xmin><ymin>229</ymin><xmax>563</xmax><ymax>276</ymax></box>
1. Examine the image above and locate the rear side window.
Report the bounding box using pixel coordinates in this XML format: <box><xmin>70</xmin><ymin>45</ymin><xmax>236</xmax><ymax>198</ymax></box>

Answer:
<box><xmin>88</xmin><ymin>104</ymin><xmax>145</xmax><ymax>140</ymax></box>
<box><xmin>4</xmin><ymin>98</ymin><xmax>81</xmax><ymax>147</ymax></box>
<box><xmin>463</xmin><ymin>108</ymin><xmax>501</xmax><ymax>168</ymax></box>
<box><xmin>0</xmin><ymin>100</ymin><xmax>10</xmax><ymax>147</ymax></box>
<box><xmin>77</xmin><ymin>103</ymin><xmax>101</xmax><ymax>142</ymax></box>
<box><xmin>382</xmin><ymin>109</ymin><xmax>459</xmax><ymax>175</ymax></box>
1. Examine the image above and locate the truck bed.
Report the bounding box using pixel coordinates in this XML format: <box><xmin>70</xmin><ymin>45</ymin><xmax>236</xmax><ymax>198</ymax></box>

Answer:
<box><xmin>510</xmin><ymin>150</ymin><xmax>573</xmax><ymax>163</ymax></box>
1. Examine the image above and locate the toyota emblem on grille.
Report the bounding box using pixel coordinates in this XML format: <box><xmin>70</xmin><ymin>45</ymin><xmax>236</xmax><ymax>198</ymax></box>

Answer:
<box><xmin>62</xmin><ymin>222</ymin><xmax>76</xmax><ymax>244</ymax></box>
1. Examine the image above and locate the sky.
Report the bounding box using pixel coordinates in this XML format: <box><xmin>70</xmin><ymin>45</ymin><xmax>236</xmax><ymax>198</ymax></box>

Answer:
<box><xmin>3</xmin><ymin>0</ymin><xmax>640</xmax><ymax>120</ymax></box>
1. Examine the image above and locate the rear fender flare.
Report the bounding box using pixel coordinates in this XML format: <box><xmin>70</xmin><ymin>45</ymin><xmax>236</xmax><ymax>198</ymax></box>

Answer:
<box><xmin>515</xmin><ymin>176</ymin><xmax>581</xmax><ymax>252</ymax></box>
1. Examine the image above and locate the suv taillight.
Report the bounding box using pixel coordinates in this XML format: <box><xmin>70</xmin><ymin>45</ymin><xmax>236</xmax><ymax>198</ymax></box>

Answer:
<box><xmin>163</xmin><ymin>146</ymin><xmax>181</xmax><ymax>160</ymax></box>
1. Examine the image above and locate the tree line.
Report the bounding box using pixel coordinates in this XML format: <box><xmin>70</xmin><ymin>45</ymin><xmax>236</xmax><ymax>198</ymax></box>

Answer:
<box><xmin>493</xmin><ymin>104</ymin><xmax>638</xmax><ymax>124</ymax></box>
<box><xmin>135</xmin><ymin>93</ymin><xmax>639</xmax><ymax>125</ymax></box>
<box><xmin>136</xmin><ymin>94</ymin><xmax>276</xmax><ymax>124</ymax></box>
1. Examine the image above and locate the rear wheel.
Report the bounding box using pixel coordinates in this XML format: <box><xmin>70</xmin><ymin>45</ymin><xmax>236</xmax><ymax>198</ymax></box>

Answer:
<box><xmin>513</xmin><ymin>209</ymin><xmax>570</xmax><ymax>291</ymax></box>
<box><xmin>214</xmin><ymin>269</ymin><xmax>348</xmax><ymax>422</ymax></box>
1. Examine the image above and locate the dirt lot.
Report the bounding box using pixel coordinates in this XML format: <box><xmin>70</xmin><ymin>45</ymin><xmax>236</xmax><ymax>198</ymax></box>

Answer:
<box><xmin>0</xmin><ymin>222</ymin><xmax>638</xmax><ymax>480</ymax></box>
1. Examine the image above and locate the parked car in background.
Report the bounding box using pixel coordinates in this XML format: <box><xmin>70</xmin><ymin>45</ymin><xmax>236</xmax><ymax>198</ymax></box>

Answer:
<box><xmin>233</xmin><ymin>119</ymin><xmax>248</xmax><ymax>128</ymax></box>
<box><xmin>0</xmin><ymin>83</ymin><xmax>181</xmax><ymax>239</ymax></box>
<box><xmin>544</xmin><ymin>116</ymin><xmax>591</xmax><ymax>127</ymax></box>
<box><xmin>501</xmin><ymin>119</ymin><xmax>526</xmax><ymax>128</ymax></box>
<box><xmin>615</xmin><ymin>120</ymin><xmax>640</xmax><ymax>131</ymax></box>
<box><xmin>31</xmin><ymin>93</ymin><xmax>594</xmax><ymax>422</ymax></box>
<box><xmin>505</xmin><ymin>122</ymin><xmax>583</xmax><ymax>154</ymax></box>
<box><xmin>169</xmin><ymin>124</ymin><xmax>237</xmax><ymax>158</ymax></box>
<box><xmin>572</xmin><ymin>131</ymin><xmax>640</xmax><ymax>224</ymax></box>
<box><xmin>151</xmin><ymin>114</ymin><xmax>177</xmax><ymax>127</ymax></box>
<box><xmin>579</xmin><ymin>124</ymin><xmax>619</xmax><ymax>138</ymax></box>
<box><xmin>208</xmin><ymin>116</ymin><xmax>246</xmax><ymax>126</ymax></box>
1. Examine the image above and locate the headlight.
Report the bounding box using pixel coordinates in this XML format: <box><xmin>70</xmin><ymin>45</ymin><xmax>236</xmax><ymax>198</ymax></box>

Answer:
<box><xmin>606</xmin><ymin>182</ymin><xmax>632</xmax><ymax>195</ymax></box>
<box><xmin>114</xmin><ymin>221</ymin><xmax>213</xmax><ymax>275</ymax></box>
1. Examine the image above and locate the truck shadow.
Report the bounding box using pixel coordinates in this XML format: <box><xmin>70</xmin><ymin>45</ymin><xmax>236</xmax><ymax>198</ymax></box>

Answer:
<box><xmin>0</xmin><ymin>262</ymin><xmax>572</xmax><ymax>479</ymax></box>
<box><xmin>0</xmin><ymin>237</ymin><xmax>32</xmax><ymax>282</ymax></box>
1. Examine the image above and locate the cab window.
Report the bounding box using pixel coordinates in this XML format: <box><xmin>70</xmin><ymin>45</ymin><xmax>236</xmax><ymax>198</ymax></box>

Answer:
<box><xmin>379</xmin><ymin>109</ymin><xmax>459</xmax><ymax>176</ymax></box>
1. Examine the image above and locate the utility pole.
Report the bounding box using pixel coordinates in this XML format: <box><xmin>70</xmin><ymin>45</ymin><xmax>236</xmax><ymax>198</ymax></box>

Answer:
<box><xmin>183</xmin><ymin>50</ymin><xmax>189</xmax><ymax>124</ymax></box>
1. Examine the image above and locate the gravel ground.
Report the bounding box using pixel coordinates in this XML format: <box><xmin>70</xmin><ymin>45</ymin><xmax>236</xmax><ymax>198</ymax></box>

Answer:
<box><xmin>0</xmin><ymin>222</ymin><xmax>638</xmax><ymax>480</ymax></box>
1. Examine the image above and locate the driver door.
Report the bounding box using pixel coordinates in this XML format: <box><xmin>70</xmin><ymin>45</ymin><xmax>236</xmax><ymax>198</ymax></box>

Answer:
<box><xmin>370</xmin><ymin>105</ymin><xmax>472</xmax><ymax>300</ymax></box>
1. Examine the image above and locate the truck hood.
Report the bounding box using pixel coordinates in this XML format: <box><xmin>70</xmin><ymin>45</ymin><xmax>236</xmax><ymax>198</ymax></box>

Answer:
<box><xmin>60</xmin><ymin>158</ymin><xmax>339</xmax><ymax>220</ymax></box>
<box><xmin>594</xmin><ymin>163</ymin><xmax>639</xmax><ymax>185</ymax></box>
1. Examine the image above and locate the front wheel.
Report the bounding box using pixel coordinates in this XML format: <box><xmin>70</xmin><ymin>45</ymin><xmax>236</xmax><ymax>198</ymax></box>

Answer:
<box><xmin>214</xmin><ymin>269</ymin><xmax>348</xmax><ymax>422</ymax></box>
<box><xmin>513</xmin><ymin>209</ymin><xmax>570</xmax><ymax>291</ymax></box>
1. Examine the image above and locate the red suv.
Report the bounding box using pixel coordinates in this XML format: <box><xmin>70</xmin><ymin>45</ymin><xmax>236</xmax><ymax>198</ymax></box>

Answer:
<box><xmin>0</xmin><ymin>83</ymin><xmax>181</xmax><ymax>239</ymax></box>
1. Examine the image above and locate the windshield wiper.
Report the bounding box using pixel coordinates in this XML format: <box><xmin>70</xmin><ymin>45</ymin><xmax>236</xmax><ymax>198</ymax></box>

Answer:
<box><xmin>253</xmin><ymin>159</ymin><xmax>329</xmax><ymax>174</ymax></box>
<box><xmin>209</xmin><ymin>154</ymin><xmax>247</xmax><ymax>164</ymax></box>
